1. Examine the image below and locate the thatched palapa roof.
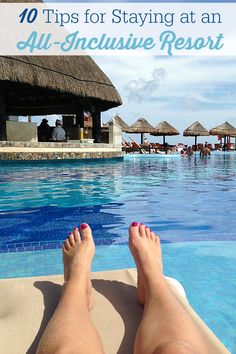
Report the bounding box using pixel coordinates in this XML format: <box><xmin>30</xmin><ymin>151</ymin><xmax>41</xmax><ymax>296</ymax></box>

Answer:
<box><xmin>104</xmin><ymin>115</ymin><xmax>130</xmax><ymax>131</ymax></box>
<box><xmin>183</xmin><ymin>121</ymin><xmax>209</xmax><ymax>137</ymax></box>
<box><xmin>128</xmin><ymin>118</ymin><xmax>155</xmax><ymax>133</ymax></box>
<box><xmin>209</xmin><ymin>121</ymin><xmax>236</xmax><ymax>136</ymax></box>
<box><xmin>0</xmin><ymin>56</ymin><xmax>122</xmax><ymax>115</ymax></box>
<box><xmin>151</xmin><ymin>121</ymin><xmax>179</xmax><ymax>136</ymax></box>
<box><xmin>0</xmin><ymin>0</ymin><xmax>122</xmax><ymax>115</ymax></box>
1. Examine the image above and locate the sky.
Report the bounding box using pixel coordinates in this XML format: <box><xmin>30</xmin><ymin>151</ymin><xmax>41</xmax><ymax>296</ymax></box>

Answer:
<box><xmin>94</xmin><ymin>55</ymin><xmax>236</xmax><ymax>144</ymax></box>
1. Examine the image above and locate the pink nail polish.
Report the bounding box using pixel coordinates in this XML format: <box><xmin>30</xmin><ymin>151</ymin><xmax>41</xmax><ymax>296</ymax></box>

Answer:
<box><xmin>140</xmin><ymin>223</ymin><xmax>144</xmax><ymax>225</ymax></box>
<box><xmin>132</xmin><ymin>222</ymin><xmax>138</xmax><ymax>227</ymax></box>
<box><xmin>81</xmin><ymin>223</ymin><xmax>88</xmax><ymax>230</ymax></box>
<box><xmin>145</xmin><ymin>226</ymin><xmax>149</xmax><ymax>229</ymax></box>
<box><xmin>74</xmin><ymin>227</ymin><xmax>78</xmax><ymax>231</ymax></box>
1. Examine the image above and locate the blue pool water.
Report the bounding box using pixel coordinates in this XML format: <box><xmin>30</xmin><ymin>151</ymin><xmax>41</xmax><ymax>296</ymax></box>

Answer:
<box><xmin>0</xmin><ymin>153</ymin><xmax>236</xmax><ymax>352</ymax></box>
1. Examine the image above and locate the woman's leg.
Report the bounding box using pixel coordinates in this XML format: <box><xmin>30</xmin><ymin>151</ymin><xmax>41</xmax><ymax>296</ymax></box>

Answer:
<box><xmin>129</xmin><ymin>222</ymin><xmax>209</xmax><ymax>354</ymax></box>
<box><xmin>37</xmin><ymin>224</ymin><xmax>104</xmax><ymax>354</ymax></box>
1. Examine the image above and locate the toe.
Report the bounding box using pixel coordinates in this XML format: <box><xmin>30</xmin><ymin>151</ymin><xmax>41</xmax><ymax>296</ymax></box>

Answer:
<box><xmin>68</xmin><ymin>232</ymin><xmax>75</xmax><ymax>246</ymax></box>
<box><xmin>80</xmin><ymin>223</ymin><xmax>93</xmax><ymax>240</ymax></box>
<box><xmin>155</xmin><ymin>235</ymin><xmax>160</xmax><ymax>244</ymax></box>
<box><xmin>64</xmin><ymin>238</ymin><xmax>71</xmax><ymax>251</ymax></box>
<box><xmin>73</xmin><ymin>227</ymin><xmax>81</xmax><ymax>243</ymax></box>
<box><xmin>150</xmin><ymin>230</ymin><xmax>156</xmax><ymax>241</ymax></box>
<box><xmin>145</xmin><ymin>226</ymin><xmax>151</xmax><ymax>238</ymax></box>
<box><xmin>139</xmin><ymin>223</ymin><xmax>146</xmax><ymax>237</ymax></box>
<box><xmin>129</xmin><ymin>222</ymin><xmax>139</xmax><ymax>240</ymax></box>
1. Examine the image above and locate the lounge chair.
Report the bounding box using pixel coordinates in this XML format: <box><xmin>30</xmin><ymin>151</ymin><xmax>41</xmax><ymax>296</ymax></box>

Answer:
<box><xmin>128</xmin><ymin>137</ymin><xmax>148</xmax><ymax>154</ymax></box>
<box><xmin>122</xmin><ymin>139</ymin><xmax>136</xmax><ymax>154</ymax></box>
<box><xmin>0</xmin><ymin>269</ymin><xmax>230</xmax><ymax>354</ymax></box>
<box><xmin>227</xmin><ymin>143</ymin><xmax>234</xmax><ymax>150</ymax></box>
<box><xmin>214</xmin><ymin>143</ymin><xmax>222</xmax><ymax>150</ymax></box>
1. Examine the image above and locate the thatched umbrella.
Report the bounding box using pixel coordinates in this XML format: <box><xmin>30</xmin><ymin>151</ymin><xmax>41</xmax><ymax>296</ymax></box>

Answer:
<box><xmin>209</xmin><ymin>121</ymin><xmax>236</xmax><ymax>150</ymax></box>
<box><xmin>183</xmin><ymin>121</ymin><xmax>209</xmax><ymax>151</ymax></box>
<box><xmin>151</xmin><ymin>121</ymin><xmax>179</xmax><ymax>145</ymax></box>
<box><xmin>127</xmin><ymin>118</ymin><xmax>156</xmax><ymax>144</ymax></box>
<box><xmin>103</xmin><ymin>115</ymin><xmax>130</xmax><ymax>132</ymax></box>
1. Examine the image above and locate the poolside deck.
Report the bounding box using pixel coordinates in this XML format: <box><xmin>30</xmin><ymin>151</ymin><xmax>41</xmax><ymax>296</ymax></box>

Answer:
<box><xmin>0</xmin><ymin>142</ymin><xmax>124</xmax><ymax>160</ymax></box>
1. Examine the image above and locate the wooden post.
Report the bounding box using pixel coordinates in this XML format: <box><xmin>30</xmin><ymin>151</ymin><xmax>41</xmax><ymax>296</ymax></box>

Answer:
<box><xmin>76</xmin><ymin>108</ymin><xmax>84</xmax><ymax>140</ymax></box>
<box><xmin>141</xmin><ymin>133</ymin><xmax>144</xmax><ymax>144</ymax></box>
<box><xmin>91</xmin><ymin>110</ymin><xmax>101</xmax><ymax>143</ymax></box>
<box><xmin>223</xmin><ymin>136</ymin><xmax>226</xmax><ymax>151</ymax></box>
<box><xmin>0</xmin><ymin>89</ymin><xmax>7</xmax><ymax>140</ymax></box>
<box><xmin>195</xmin><ymin>136</ymin><xmax>197</xmax><ymax>151</ymax></box>
<box><xmin>76</xmin><ymin>108</ymin><xmax>84</xmax><ymax>128</ymax></box>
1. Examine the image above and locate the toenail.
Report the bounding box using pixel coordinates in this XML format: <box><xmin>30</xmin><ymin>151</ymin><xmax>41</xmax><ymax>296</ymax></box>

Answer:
<box><xmin>132</xmin><ymin>222</ymin><xmax>138</xmax><ymax>227</ymax></box>
<box><xmin>145</xmin><ymin>226</ymin><xmax>149</xmax><ymax>229</ymax></box>
<box><xmin>140</xmin><ymin>223</ymin><xmax>144</xmax><ymax>225</ymax></box>
<box><xmin>73</xmin><ymin>227</ymin><xmax>78</xmax><ymax>230</ymax></box>
<box><xmin>81</xmin><ymin>223</ymin><xmax>88</xmax><ymax>230</ymax></box>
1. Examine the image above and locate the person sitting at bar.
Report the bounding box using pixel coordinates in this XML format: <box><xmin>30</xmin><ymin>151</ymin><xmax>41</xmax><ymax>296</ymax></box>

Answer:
<box><xmin>38</xmin><ymin>118</ymin><xmax>51</xmax><ymax>142</ymax></box>
<box><xmin>51</xmin><ymin>119</ymin><xmax>66</xmax><ymax>142</ymax></box>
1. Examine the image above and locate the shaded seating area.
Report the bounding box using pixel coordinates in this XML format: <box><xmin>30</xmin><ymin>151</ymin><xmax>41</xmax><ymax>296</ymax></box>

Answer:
<box><xmin>151</xmin><ymin>121</ymin><xmax>179</xmax><ymax>145</ymax></box>
<box><xmin>127</xmin><ymin>118</ymin><xmax>156</xmax><ymax>144</ymax></box>
<box><xmin>184</xmin><ymin>121</ymin><xmax>209</xmax><ymax>151</ymax></box>
<box><xmin>209</xmin><ymin>121</ymin><xmax>236</xmax><ymax>151</ymax></box>
<box><xmin>0</xmin><ymin>56</ymin><xmax>122</xmax><ymax>143</ymax></box>
<box><xmin>122</xmin><ymin>138</ymin><xmax>148</xmax><ymax>154</ymax></box>
<box><xmin>122</xmin><ymin>138</ymin><xmax>177</xmax><ymax>155</ymax></box>
<box><xmin>121</xmin><ymin>118</ymin><xmax>236</xmax><ymax>156</ymax></box>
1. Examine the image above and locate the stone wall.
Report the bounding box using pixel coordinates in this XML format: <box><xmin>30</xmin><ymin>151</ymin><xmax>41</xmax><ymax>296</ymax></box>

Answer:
<box><xmin>0</xmin><ymin>151</ymin><xmax>123</xmax><ymax>160</ymax></box>
<box><xmin>0</xmin><ymin>141</ymin><xmax>118</xmax><ymax>148</ymax></box>
<box><xmin>0</xmin><ymin>141</ymin><xmax>123</xmax><ymax>160</ymax></box>
<box><xmin>6</xmin><ymin>121</ymin><xmax>38</xmax><ymax>142</ymax></box>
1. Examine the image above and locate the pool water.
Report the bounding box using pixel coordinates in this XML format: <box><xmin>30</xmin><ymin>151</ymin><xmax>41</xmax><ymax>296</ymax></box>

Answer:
<box><xmin>0</xmin><ymin>153</ymin><xmax>236</xmax><ymax>352</ymax></box>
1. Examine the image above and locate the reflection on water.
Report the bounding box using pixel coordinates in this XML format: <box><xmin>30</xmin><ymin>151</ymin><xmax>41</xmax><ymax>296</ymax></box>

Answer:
<box><xmin>0</xmin><ymin>153</ymin><xmax>236</xmax><ymax>245</ymax></box>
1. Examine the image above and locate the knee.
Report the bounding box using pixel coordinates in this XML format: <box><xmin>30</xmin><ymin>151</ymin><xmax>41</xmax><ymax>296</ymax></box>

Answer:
<box><xmin>153</xmin><ymin>340</ymin><xmax>198</xmax><ymax>354</ymax></box>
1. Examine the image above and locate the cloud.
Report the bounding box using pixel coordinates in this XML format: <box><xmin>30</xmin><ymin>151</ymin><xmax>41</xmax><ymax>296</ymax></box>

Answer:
<box><xmin>124</xmin><ymin>68</ymin><xmax>166</xmax><ymax>102</ymax></box>
<box><xmin>183</xmin><ymin>96</ymin><xmax>209</xmax><ymax>111</ymax></box>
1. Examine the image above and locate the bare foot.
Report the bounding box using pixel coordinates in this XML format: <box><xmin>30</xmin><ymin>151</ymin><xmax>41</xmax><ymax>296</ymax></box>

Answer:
<box><xmin>63</xmin><ymin>223</ymin><xmax>95</xmax><ymax>310</ymax></box>
<box><xmin>129</xmin><ymin>222</ymin><xmax>164</xmax><ymax>305</ymax></box>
